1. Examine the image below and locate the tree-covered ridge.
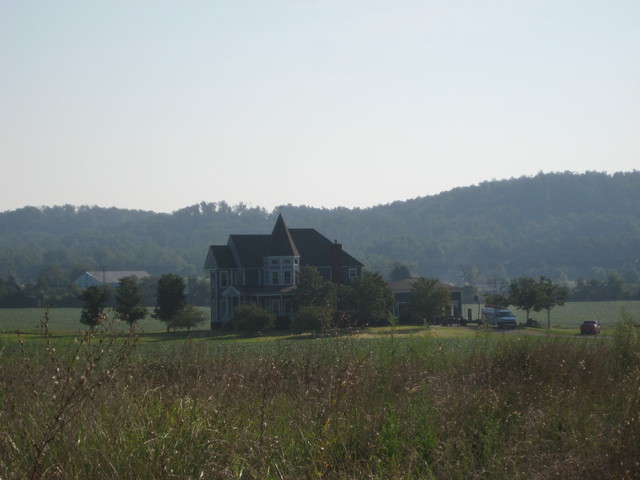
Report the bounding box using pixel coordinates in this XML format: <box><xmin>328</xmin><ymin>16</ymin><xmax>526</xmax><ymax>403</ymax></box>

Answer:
<box><xmin>0</xmin><ymin>171</ymin><xmax>638</xmax><ymax>284</ymax></box>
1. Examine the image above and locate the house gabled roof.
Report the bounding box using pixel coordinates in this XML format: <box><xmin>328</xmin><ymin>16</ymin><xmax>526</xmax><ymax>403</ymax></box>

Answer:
<box><xmin>289</xmin><ymin>229</ymin><xmax>364</xmax><ymax>267</ymax></box>
<box><xmin>228</xmin><ymin>234</ymin><xmax>270</xmax><ymax>267</ymax></box>
<box><xmin>204</xmin><ymin>216</ymin><xmax>363</xmax><ymax>270</ymax></box>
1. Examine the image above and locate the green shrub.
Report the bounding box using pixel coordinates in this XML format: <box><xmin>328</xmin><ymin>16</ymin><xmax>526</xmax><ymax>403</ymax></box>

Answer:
<box><xmin>291</xmin><ymin>304</ymin><xmax>333</xmax><ymax>334</ymax></box>
<box><xmin>232</xmin><ymin>303</ymin><xmax>275</xmax><ymax>335</ymax></box>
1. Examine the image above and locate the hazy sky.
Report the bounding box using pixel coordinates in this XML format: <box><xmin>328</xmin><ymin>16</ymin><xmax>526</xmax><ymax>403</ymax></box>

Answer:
<box><xmin>2</xmin><ymin>1</ymin><xmax>639</xmax><ymax>213</ymax></box>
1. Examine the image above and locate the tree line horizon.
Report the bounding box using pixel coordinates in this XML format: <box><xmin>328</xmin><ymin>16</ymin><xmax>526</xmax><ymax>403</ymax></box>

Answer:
<box><xmin>0</xmin><ymin>171</ymin><xmax>638</xmax><ymax>293</ymax></box>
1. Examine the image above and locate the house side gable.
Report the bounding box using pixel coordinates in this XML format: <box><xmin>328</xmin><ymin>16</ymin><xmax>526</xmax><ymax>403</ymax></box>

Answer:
<box><xmin>204</xmin><ymin>245</ymin><xmax>236</xmax><ymax>270</ymax></box>
<box><xmin>228</xmin><ymin>234</ymin><xmax>270</xmax><ymax>268</ymax></box>
<box><xmin>289</xmin><ymin>229</ymin><xmax>364</xmax><ymax>268</ymax></box>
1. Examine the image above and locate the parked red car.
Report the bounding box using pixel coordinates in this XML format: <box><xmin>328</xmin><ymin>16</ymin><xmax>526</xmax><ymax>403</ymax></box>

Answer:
<box><xmin>580</xmin><ymin>320</ymin><xmax>601</xmax><ymax>335</ymax></box>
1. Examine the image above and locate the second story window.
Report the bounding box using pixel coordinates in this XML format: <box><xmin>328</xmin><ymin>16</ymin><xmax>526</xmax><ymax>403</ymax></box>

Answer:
<box><xmin>271</xmin><ymin>271</ymin><xmax>279</xmax><ymax>285</ymax></box>
<box><xmin>220</xmin><ymin>271</ymin><xmax>229</xmax><ymax>287</ymax></box>
<box><xmin>284</xmin><ymin>270</ymin><xmax>292</xmax><ymax>285</ymax></box>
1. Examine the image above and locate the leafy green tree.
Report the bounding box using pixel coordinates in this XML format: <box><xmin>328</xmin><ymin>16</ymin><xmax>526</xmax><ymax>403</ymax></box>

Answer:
<box><xmin>294</xmin><ymin>266</ymin><xmax>336</xmax><ymax>310</ymax></box>
<box><xmin>232</xmin><ymin>303</ymin><xmax>275</xmax><ymax>336</ymax></box>
<box><xmin>408</xmin><ymin>277</ymin><xmax>451</xmax><ymax>324</ymax></box>
<box><xmin>388</xmin><ymin>263</ymin><xmax>412</xmax><ymax>282</ymax></box>
<box><xmin>339</xmin><ymin>271</ymin><xmax>395</xmax><ymax>326</ymax></box>
<box><xmin>79</xmin><ymin>286</ymin><xmax>110</xmax><ymax>327</ymax></box>
<box><xmin>291</xmin><ymin>304</ymin><xmax>333</xmax><ymax>334</ymax></box>
<box><xmin>484</xmin><ymin>293</ymin><xmax>510</xmax><ymax>307</ymax></box>
<box><xmin>166</xmin><ymin>303</ymin><xmax>206</xmax><ymax>332</ymax></box>
<box><xmin>508</xmin><ymin>277</ymin><xmax>541</xmax><ymax>322</ymax></box>
<box><xmin>155</xmin><ymin>273</ymin><xmax>187</xmax><ymax>331</ymax></box>
<box><xmin>115</xmin><ymin>276</ymin><xmax>147</xmax><ymax>326</ymax></box>
<box><xmin>536</xmin><ymin>276</ymin><xmax>569</xmax><ymax>329</ymax></box>
<box><xmin>604</xmin><ymin>271</ymin><xmax>626</xmax><ymax>300</ymax></box>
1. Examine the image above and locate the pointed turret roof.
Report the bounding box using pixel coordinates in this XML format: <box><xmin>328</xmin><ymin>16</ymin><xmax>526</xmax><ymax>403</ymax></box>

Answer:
<box><xmin>268</xmin><ymin>213</ymin><xmax>300</xmax><ymax>257</ymax></box>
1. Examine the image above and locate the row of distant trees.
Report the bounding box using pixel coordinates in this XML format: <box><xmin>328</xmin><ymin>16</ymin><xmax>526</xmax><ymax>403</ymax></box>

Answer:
<box><xmin>485</xmin><ymin>276</ymin><xmax>569</xmax><ymax>329</ymax></box>
<box><xmin>1</xmin><ymin>261</ymin><xmax>637</xmax><ymax>311</ymax></box>
<box><xmin>80</xmin><ymin>273</ymin><xmax>207</xmax><ymax>331</ymax></box>
<box><xmin>0</xmin><ymin>268</ymin><xmax>209</xmax><ymax>308</ymax></box>
<box><xmin>35</xmin><ymin>266</ymin><xmax>624</xmax><ymax>334</ymax></box>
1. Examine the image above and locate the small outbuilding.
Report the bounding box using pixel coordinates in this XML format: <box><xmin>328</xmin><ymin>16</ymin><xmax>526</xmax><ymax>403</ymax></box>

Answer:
<box><xmin>74</xmin><ymin>271</ymin><xmax>151</xmax><ymax>289</ymax></box>
<box><xmin>388</xmin><ymin>278</ymin><xmax>463</xmax><ymax>324</ymax></box>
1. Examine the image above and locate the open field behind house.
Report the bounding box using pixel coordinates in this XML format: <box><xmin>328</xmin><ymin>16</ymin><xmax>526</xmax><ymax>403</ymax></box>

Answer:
<box><xmin>463</xmin><ymin>300</ymin><xmax>639</xmax><ymax>330</ymax></box>
<box><xmin>1</xmin><ymin>315</ymin><xmax>639</xmax><ymax>480</ymax></box>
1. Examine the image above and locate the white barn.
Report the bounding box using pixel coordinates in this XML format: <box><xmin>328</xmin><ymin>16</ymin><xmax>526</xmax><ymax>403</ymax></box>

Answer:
<box><xmin>74</xmin><ymin>271</ymin><xmax>150</xmax><ymax>288</ymax></box>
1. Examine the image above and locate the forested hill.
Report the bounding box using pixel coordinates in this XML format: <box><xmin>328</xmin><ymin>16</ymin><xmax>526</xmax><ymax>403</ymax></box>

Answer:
<box><xmin>1</xmin><ymin>171</ymin><xmax>638</xmax><ymax>284</ymax></box>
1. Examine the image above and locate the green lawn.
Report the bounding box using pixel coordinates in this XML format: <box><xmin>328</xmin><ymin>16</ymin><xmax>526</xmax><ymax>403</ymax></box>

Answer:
<box><xmin>0</xmin><ymin>307</ymin><xmax>200</xmax><ymax>334</ymax></box>
<box><xmin>464</xmin><ymin>300</ymin><xmax>639</xmax><ymax>330</ymax></box>
<box><xmin>0</xmin><ymin>301</ymin><xmax>637</xmax><ymax>342</ymax></box>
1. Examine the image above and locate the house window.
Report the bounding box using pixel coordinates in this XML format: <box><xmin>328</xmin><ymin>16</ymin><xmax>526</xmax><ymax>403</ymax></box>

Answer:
<box><xmin>271</xmin><ymin>258</ymin><xmax>279</xmax><ymax>265</ymax></box>
<box><xmin>283</xmin><ymin>270</ymin><xmax>292</xmax><ymax>285</ymax></box>
<box><xmin>220</xmin><ymin>271</ymin><xmax>229</xmax><ymax>287</ymax></box>
<box><xmin>271</xmin><ymin>271</ymin><xmax>279</xmax><ymax>285</ymax></box>
<box><xmin>236</xmin><ymin>269</ymin><xmax>243</xmax><ymax>285</ymax></box>
<box><xmin>349</xmin><ymin>268</ymin><xmax>358</xmax><ymax>279</ymax></box>
<box><xmin>283</xmin><ymin>299</ymin><xmax>292</xmax><ymax>316</ymax></box>
<box><xmin>284</xmin><ymin>258</ymin><xmax>291</xmax><ymax>265</ymax></box>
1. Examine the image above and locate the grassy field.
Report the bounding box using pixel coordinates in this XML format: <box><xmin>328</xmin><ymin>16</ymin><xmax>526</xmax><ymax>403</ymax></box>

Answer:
<box><xmin>0</xmin><ymin>307</ymin><xmax>195</xmax><ymax>333</ymax></box>
<box><xmin>1</xmin><ymin>313</ymin><xmax>639</xmax><ymax>479</ymax></box>
<box><xmin>465</xmin><ymin>300</ymin><xmax>638</xmax><ymax>329</ymax></box>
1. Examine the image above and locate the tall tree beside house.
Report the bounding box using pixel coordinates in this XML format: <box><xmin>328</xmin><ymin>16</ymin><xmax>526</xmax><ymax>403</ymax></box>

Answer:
<box><xmin>79</xmin><ymin>285</ymin><xmax>110</xmax><ymax>327</ymax></box>
<box><xmin>155</xmin><ymin>273</ymin><xmax>187</xmax><ymax>331</ymax></box>
<box><xmin>115</xmin><ymin>276</ymin><xmax>147</xmax><ymax>327</ymax></box>
<box><xmin>340</xmin><ymin>271</ymin><xmax>395</xmax><ymax>326</ymax></box>
<box><xmin>294</xmin><ymin>266</ymin><xmax>337</xmax><ymax>310</ymax></box>
<box><xmin>408</xmin><ymin>277</ymin><xmax>451</xmax><ymax>324</ymax></box>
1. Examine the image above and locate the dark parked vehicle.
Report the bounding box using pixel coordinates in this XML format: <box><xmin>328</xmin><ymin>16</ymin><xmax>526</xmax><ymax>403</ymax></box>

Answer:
<box><xmin>580</xmin><ymin>320</ymin><xmax>601</xmax><ymax>335</ymax></box>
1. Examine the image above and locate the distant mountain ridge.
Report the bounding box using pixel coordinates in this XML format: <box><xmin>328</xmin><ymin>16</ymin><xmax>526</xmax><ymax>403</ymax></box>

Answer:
<box><xmin>1</xmin><ymin>171</ymin><xmax>638</xmax><ymax>283</ymax></box>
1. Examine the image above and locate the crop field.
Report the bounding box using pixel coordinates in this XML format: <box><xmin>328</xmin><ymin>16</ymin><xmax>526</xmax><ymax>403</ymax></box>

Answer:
<box><xmin>1</xmin><ymin>306</ymin><xmax>639</xmax><ymax>479</ymax></box>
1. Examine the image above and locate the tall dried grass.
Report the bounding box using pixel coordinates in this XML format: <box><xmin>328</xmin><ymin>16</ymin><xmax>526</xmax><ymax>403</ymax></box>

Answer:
<box><xmin>1</xmin><ymin>312</ymin><xmax>639</xmax><ymax>479</ymax></box>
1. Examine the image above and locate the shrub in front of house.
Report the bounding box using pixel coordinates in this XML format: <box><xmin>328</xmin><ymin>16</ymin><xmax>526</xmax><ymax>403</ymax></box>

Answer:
<box><xmin>232</xmin><ymin>303</ymin><xmax>275</xmax><ymax>336</ymax></box>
